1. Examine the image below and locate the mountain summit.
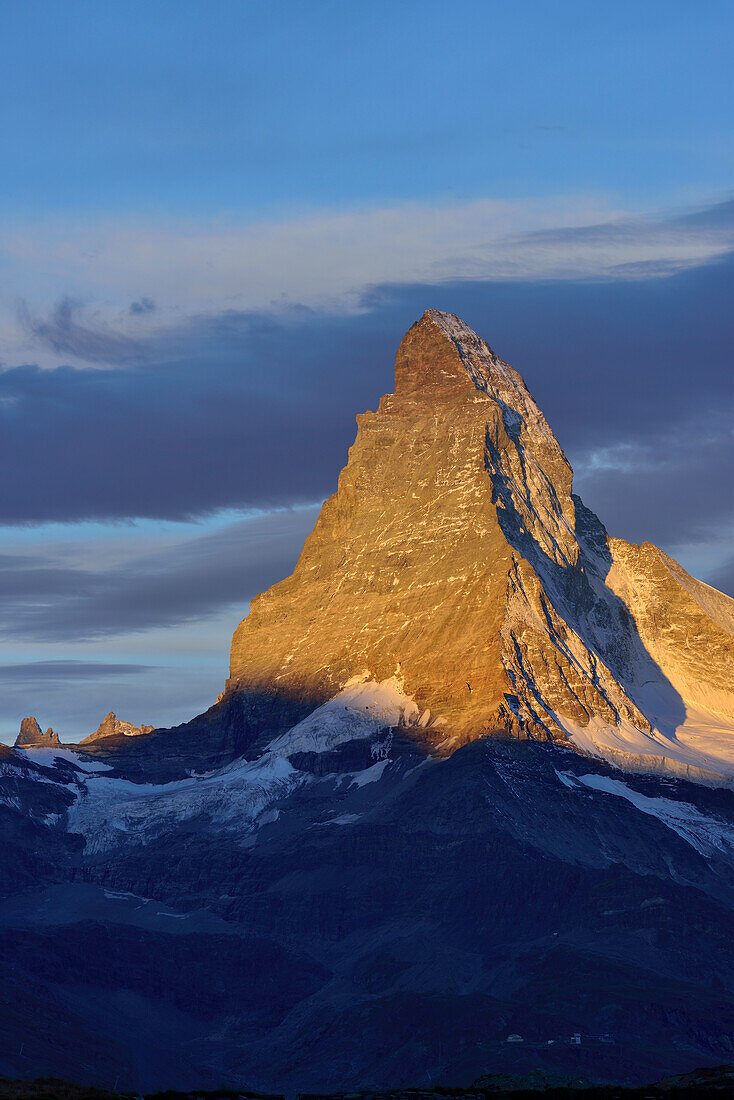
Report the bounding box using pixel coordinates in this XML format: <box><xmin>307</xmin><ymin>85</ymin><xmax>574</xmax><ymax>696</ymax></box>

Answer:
<box><xmin>222</xmin><ymin>309</ymin><xmax>734</xmax><ymax>783</ymax></box>
<box><xmin>3</xmin><ymin>311</ymin><xmax>734</xmax><ymax>1092</ymax></box>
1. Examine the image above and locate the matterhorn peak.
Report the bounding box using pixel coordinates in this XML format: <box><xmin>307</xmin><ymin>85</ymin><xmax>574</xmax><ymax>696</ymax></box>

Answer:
<box><xmin>220</xmin><ymin>310</ymin><xmax>734</xmax><ymax>784</ymax></box>
<box><xmin>396</xmin><ymin>308</ymin><xmax>541</xmax><ymax>414</ymax></box>
<box><xmin>393</xmin><ymin>307</ymin><xmax>503</xmax><ymax>397</ymax></box>
<box><xmin>108</xmin><ymin>311</ymin><xmax>734</xmax><ymax>787</ymax></box>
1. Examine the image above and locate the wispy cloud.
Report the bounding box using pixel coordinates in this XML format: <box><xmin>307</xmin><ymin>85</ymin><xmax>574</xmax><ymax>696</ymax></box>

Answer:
<box><xmin>0</xmin><ymin>660</ymin><xmax>152</xmax><ymax>683</ymax></box>
<box><xmin>129</xmin><ymin>296</ymin><xmax>156</xmax><ymax>316</ymax></box>
<box><xmin>1</xmin><ymin>236</ymin><xmax>733</xmax><ymax>543</ymax></box>
<box><xmin>3</xmin><ymin>193</ymin><xmax>733</xmax><ymax>369</ymax></box>
<box><xmin>0</xmin><ymin>506</ymin><xmax>319</xmax><ymax>641</ymax></box>
<box><xmin>17</xmin><ymin>297</ymin><xmax>144</xmax><ymax>365</ymax></box>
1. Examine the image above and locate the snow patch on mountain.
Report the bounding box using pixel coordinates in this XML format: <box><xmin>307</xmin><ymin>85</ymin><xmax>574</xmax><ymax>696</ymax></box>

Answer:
<box><xmin>317</xmin><ymin>812</ymin><xmax>362</xmax><ymax>826</ymax></box>
<box><xmin>63</xmin><ymin>682</ymin><xmax>415</xmax><ymax>852</ymax></box>
<box><xmin>66</xmin><ymin>751</ymin><xmax>302</xmax><ymax>853</ymax></box>
<box><xmin>17</xmin><ymin>747</ymin><xmax>114</xmax><ymax>773</ymax></box>
<box><xmin>267</xmin><ymin>674</ymin><xmax>419</xmax><ymax>758</ymax></box>
<box><xmin>349</xmin><ymin>758</ymin><xmax>390</xmax><ymax>787</ymax></box>
<box><xmin>562</xmin><ymin>771</ymin><xmax>734</xmax><ymax>857</ymax></box>
<box><xmin>559</xmin><ymin>705</ymin><xmax>734</xmax><ymax>786</ymax></box>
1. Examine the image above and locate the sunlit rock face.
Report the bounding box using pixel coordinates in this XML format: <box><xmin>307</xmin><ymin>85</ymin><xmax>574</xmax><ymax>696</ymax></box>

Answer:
<box><xmin>80</xmin><ymin>712</ymin><xmax>154</xmax><ymax>744</ymax></box>
<box><xmin>226</xmin><ymin>310</ymin><xmax>734</xmax><ymax>780</ymax></box>
<box><xmin>14</xmin><ymin>718</ymin><xmax>60</xmax><ymax>748</ymax></box>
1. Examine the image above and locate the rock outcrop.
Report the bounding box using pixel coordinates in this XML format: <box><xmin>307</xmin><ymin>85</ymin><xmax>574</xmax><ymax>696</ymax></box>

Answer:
<box><xmin>80</xmin><ymin>712</ymin><xmax>154</xmax><ymax>744</ymax></box>
<box><xmin>222</xmin><ymin>309</ymin><xmax>734</xmax><ymax>780</ymax></box>
<box><xmin>14</xmin><ymin>718</ymin><xmax>61</xmax><ymax>748</ymax></box>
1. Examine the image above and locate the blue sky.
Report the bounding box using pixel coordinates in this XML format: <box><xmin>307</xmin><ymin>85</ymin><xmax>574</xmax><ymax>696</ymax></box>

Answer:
<box><xmin>0</xmin><ymin>1</ymin><xmax>732</xmax><ymax>741</ymax></box>
<box><xmin>2</xmin><ymin>1</ymin><xmax>733</xmax><ymax>215</ymax></box>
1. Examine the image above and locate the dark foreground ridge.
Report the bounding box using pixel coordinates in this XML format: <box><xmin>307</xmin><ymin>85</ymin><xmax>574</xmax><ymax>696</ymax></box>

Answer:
<box><xmin>2</xmin><ymin>1065</ymin><xmax>733</xmax><ymax>1099</ymax></box>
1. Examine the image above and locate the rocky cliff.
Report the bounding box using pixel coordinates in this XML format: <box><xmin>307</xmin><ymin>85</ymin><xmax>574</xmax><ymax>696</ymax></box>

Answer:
<box><xmin>223</xmin><ymin>310</ymin><xmax>734</xmax><ymax>782</ymax></box>
<box><xmin>80</xmin><ymin>712</ymin><xmax>154</xmax><ymax>744</ymax></box>
<box><xmin>13</xmin><ymin>712</ymin><xmax>153</xmax><ymax>749</ymax></box>
<box><xmin>12</xmin><ymin>311</ymin><xmax>732</xmax><ymax>786</ymax></box>
<box><xmin>14</xmin><ymin>718</ymin><xmax>61</xmax><ymax>748</ymax></box>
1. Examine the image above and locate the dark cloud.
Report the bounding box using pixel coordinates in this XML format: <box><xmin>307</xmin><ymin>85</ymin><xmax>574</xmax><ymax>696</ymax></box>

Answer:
<box><xmin>675</xmin><ymin>198</ymin><xmax>734</xmax><ymax>230</ymax></box>
<box><xmin>571</xmin><ymin>421</ymin><xmax>734</xmax><ymax>549</ymax></box>
<box><xmin>17</xmin><ymin>297</ymin><xmax>144</xmax><ymax>364</ymax></box>
<box><xmin>0</xmin><ymin>307</ymin><xmax>395</xmax><ymax>523</ymax></box>
<box><xmin>0</xmin><ymin>507</ymin><xmax>319</xmax><ymax>641</ymax></box>
<box><xmin>129</xmin><ymin>296</ymin><xmax>156</xmax><ymax>315</ymax></box>
<box><xmin>2</xmin><ymin>201</ymin><xmax>733</xmax><ymax>596</ymax></box>
<box><xmin>0</xmin><ymin>661</ymin><xmax>221</xmax><ymax>744</ymax></box>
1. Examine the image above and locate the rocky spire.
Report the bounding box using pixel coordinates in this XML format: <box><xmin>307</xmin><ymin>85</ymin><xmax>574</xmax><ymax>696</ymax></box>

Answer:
<box><xmin>219</xmin><ymin>309</ymin><xmax>734</xmax><ymax>780</ymax></box>
<box><xmin>224</xmin><ymin>309</ymin><xmax>607</xmax><ymax>748</ymax></box>
<box><xmin>80</xmin><ymin>712</ymin><xmax>154</xmax><ymax>743</ymax></box>
<box><xmin>15</xmin><ymin>718</ymin><xmax>61</xmax><ymax>747</ymax></box>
